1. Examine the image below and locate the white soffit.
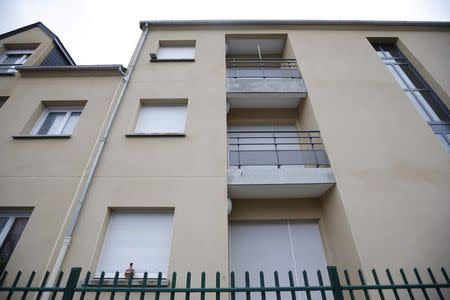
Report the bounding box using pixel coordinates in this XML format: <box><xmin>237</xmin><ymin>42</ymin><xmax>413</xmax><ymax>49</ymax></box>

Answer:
<box><xmin>226</xmin><ymin>39</ymin><xmax>285</xmax><ymax>55</ymax></box>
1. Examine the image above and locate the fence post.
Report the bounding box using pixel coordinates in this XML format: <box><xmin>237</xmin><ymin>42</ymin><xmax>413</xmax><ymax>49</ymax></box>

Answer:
<box><xmin>327</xmin><ymin>266</ymin><xmax>344</xmax><ymax>300</ymax></box>
<box><xmin>61</xmin><ymin>267</ymin><xmax>82</xmax><ymax>300</ymax></box>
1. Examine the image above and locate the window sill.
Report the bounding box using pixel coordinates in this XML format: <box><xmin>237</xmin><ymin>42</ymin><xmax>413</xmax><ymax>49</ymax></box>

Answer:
<box><xmin>12</xmin><ymin>134</ymin><xmax>72</xmax><ymax>139</ymax></box>
<box><xmin>150</xmin><ymin>58</ymin><xmax>195</xmax><ymax>62</ymax></box>
<box><xmin>87</xmin><ymin>278</ymin><xmax>169</xmax><ymax>287</ymax></box>
<box><xmin>125</xmin><ymin>133</ymin><xmax>185</xmax><ymax>137</ymax></box>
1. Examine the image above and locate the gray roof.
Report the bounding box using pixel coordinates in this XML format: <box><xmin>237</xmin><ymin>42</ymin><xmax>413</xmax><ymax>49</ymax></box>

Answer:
<box><xmin>140</xmin><ymin>19</ymin><xmax>450</xmax><ymax>29</ymax></box>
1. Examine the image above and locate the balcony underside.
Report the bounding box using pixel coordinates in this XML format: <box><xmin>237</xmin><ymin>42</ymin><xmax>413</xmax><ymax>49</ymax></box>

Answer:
<box><xmin>228</xmin><ymin>166</ymin><xmax>335</xmax><ymax>199</ymax></box>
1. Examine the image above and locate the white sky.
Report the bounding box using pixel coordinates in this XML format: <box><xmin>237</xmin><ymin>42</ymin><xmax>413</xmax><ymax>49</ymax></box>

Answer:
<box><xmin>1</xmin><ymin>0</ymin><xmax>449</xmax><ymax>66</ymax></box>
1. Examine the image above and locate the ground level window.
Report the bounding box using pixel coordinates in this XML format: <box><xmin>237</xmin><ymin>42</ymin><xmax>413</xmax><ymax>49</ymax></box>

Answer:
<box><xmin>229</xmin><ymin>221</ymin><xmax>331</xmax><ymax>300</ymax></box>
<box><xmin>0</xmin><ymin>211</ymin><xmax>31</xmax><ymax>274</ymax></box>
<box><xmin>96</xmin><ymin>211</ymin><xmax>174</xmax><ymax>278</ymax></box>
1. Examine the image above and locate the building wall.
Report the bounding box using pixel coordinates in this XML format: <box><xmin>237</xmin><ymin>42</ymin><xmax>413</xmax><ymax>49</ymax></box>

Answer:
<box><xmin>288</xmin><ymin>26</ymin><xmax>450</xmax><ymax>271</ymax></box>
<box><xmin>57</xmin><ymin>25</ymin><xmax>450</xmax><ymax>280</ymax></box>
<box><xmin>0</xmin><ymin>24</ymin><xmax>449</xmax><ymax>287</ymax></box>
<box><xmin>0</xmin><ymin>75</ymin><xmax>123</xmax><ymax>278</ymax></box>
<box><xmin>61</xmin><ymin>28</ymin><xmax>230</xmax><ymax>287</ymax></box>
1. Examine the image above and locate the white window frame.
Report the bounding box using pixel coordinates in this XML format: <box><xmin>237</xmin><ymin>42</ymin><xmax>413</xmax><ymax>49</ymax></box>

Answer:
<box><xmin>0</xmin><ymin>211</ymin><xmax>31</xmax><ymax>248</ymax></box>
<box><xmin>32</xmin><ymin>107</ymin><xmax>83</xmax><ymax>135</ymax></box>
<box><xmin>0</xmin><ymin>50</ymin><xmax>33</xmax><ymax>72</ymax></box>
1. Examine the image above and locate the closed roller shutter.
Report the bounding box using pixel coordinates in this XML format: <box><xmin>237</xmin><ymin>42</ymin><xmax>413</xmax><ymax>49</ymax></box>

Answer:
<box><xmin>230</xmin><ymin>221</ymin><xmax>331</xmax><ymax>300</ymax></box>
<box><xmin>96</xmin><ymin>211</ymin><xmax>174</xmax><ymax>278</ymax></box>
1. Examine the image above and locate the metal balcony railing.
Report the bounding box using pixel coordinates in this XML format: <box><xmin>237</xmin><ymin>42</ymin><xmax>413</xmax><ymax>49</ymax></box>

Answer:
<box><xmin>228</xmin><ymin>130</ymin><xmax>329</xmax><ymax>168</ymax></box>
<box><xmin>226</xmin><ymin>58</ymin><xmax>301</xmax><ymax>78</ymax></box>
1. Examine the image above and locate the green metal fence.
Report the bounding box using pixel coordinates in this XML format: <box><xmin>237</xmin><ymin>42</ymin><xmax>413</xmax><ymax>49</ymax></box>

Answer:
<box><xmin>0</xmin><ymin>266</ymin><xmax>449</xmax><ymax>299</ymax></box>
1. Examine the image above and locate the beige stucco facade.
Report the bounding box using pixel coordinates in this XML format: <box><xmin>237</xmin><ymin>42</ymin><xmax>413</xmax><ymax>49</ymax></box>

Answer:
<box><xmin>0</xmin><ymin>22</ymin><xmax>449</xmax><ymax>296</ymax></box>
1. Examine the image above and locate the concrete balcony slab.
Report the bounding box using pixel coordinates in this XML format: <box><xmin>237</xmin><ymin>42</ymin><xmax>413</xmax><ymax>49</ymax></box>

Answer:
<box><xmin>228</xmin><ymin>166</ymin><xmax>335</xmax><ymax>199</ymax></box>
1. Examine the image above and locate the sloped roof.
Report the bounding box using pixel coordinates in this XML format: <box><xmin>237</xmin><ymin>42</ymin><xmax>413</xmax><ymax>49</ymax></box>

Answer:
<box><xmin>0</xmin><ymin>22</ymin><xmax>75</xmax><ymax>65</ymax></box>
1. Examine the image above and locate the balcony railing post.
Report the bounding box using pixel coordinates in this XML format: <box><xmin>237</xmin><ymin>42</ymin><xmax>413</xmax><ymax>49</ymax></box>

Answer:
<box><xmin>237</xmin><ymin>134</ymin><xmax>241</xmax><ymax>169</ymax></box>
<box><xmin>273</xmin><ymin>132</ymin><xmax>280</xmax><ymax>168</ymax></box>
<box><xmin>260</xmin><ymin>59</ymin><xmax>265</xmax><ymax>78</ymax></box>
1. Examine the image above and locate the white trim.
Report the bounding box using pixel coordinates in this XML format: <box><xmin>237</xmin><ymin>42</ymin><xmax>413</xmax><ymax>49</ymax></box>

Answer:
<box><xmin>31</xmin><ymin>107</ymin><xmax>83</xmax><ymax>135</ymax></box>
<box><xmin>0</xmin><ymin>217</ymin><xmax>15</xmax><ymax>247</ymax></box>
<box><xmin>0</xmin><ymin>210</ymin><xmax>32</xmax><ymax>247</ymax></box>
<box><xmin>0</xmin><ymin>50</ymin><xmax>33</xmax><ymax>72</ymax></box>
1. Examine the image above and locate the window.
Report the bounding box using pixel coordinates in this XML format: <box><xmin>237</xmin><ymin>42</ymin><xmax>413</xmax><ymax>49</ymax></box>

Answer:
<box><xmin>154</xmin><ymin>41</ymin><xmax>196</xmax><ymax>60</ymax></box>
<box><xmin>96</xmin><ymin>211</ymin><xmax>174</xmax><ymax>278</ymax></box>
<box><xmin>371</xmin><ymin>42</ymin><xmax>450</xmax><ymax>153</ymax></box>
<box><xmin>0</xmin><ymin>211</ymin><xmax>31</xmax><ymax>274</ymax></box>
<box><xmin>230</xmin><ymin>222</ymin><xmax>331</xmax><ymax>300</ymax></box>
<box><xmin>32</xmin><ymin>107</ymin><xmax>82</xmax><ymax>135</ymax></box>
<box><xmin>0</xmin><ymin>96</ymin><xmax>8</xmax><ymax>109</ymax></box>
<box><xmin>135</xmin><ymin>104</ymin><xmax>187</xmax><ymax>134</ymax></box>
<box><xmin>0</xmin><ymin>50</ymin><xmax>33</xmax><ymax>72</ymax></box>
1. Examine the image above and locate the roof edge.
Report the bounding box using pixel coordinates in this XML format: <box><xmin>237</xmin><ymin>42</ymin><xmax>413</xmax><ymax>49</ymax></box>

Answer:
<box><xmin>17</xmin><ymin>65</ymin><xmax>126</xmax><ymax>76</ymax></box>
<box><xmin>139</xmin><ymin>19</ymin><xmax>450</xmax><ymax>29</ymax></box>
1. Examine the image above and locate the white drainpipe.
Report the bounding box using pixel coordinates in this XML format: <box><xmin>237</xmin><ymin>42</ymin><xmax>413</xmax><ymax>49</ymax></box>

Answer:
<box><xmin>42</xmin><ymin>24</ymin><xmax>150</xmax><ymax>296</ymax></box>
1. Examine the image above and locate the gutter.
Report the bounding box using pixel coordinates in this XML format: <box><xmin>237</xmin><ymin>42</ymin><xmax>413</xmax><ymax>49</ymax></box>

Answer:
<box><xmin>17</xmin><ymin>65</ymin><xmax>126</xmax><ymax>76</ymax></box>
<box><xmin>140</xmin><ymin>19</ymin><xmax>450</xmax><ymax>28</ymax></box>
<box><xmin>42</xmin><ymin>23</ymin><xmax>150</xmax><ymax>297</ymax></box>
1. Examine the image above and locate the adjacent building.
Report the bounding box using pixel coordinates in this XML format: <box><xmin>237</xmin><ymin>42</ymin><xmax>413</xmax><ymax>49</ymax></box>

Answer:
<box><xmin>0</xmin><ymin>20</ymin><xmax>449</xmax><ymax>298</ymax></box>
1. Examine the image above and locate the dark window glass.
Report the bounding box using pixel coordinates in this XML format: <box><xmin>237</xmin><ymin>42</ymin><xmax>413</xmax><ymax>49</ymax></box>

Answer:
<box><xmin>0</xmin><ymin>218</ymin><xmax>29</xmax><ymax>274</ymax></box>
<box><xmin>371</xmin><ymin>42</ymin><xmax>449</xmax><ymax>122</ymax></box>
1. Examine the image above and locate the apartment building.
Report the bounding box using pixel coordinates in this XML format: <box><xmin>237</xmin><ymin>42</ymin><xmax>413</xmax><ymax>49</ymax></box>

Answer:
<box><xmin>0</xmin><ymin>20</ymin><xmax>449</xmax><ymax>298</ymax></box>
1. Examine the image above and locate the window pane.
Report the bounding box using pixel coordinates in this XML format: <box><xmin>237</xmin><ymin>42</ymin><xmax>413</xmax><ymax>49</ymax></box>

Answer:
<box><xmin>382</xmin><ymin>44</ymin><xmax>401</xmax><ymax>58</ymax></box>
<box><xmin>0</xmin><ymin>217</ymin><xmax>8</xmax><ymax>233</ymax></box>
<box><xmin>2</xmin><ymin>54</ymin><xmax>23</xmax><ymax>65</ymax></box>
<box><xmin>0</xmin><ymin>217</ymin><xmax>29</xmax><ymax>274</ymax></box>
<box><xmin>405</xmin><ymin>91</ymin><xmax>431</xmax><ymax>121</ymax></box>
<box><xmin>396</xmin><ymin>65</ymin><xmax>426</xmax><ymax>89</ymax></box>
<box><xmin>61</xmin><ymin>112</ymin><xmax>81</xmax><ymax>134</ymax></box>
<box><xmin>36</xmin><ymin>112</ymin><xmax>66</xmax><ymax>135</ymax></box>
<box><xmin>413</xmin><ymin>91</ymin><xmax>442</xmax><ymax>121</ymax></box>
<box><xmin>136</xmin><ymin>105</ymin><xmax>187</xmax><ymax>133</ymax></box>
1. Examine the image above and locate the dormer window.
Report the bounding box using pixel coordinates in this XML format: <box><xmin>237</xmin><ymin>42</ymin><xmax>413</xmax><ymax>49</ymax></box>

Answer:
<box><xmin>0</xmin><ymin>50</ymin><xmax>33</xmax><ymax>73</ymax></box>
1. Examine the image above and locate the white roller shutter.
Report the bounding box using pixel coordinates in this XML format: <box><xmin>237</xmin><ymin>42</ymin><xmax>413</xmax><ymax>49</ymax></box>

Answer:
<box><xmin>135</xmin><ymin>104</ymin><xmax>187</xmax><ymax>134</ymax></box>
<box><xmin>96</xmin><ymin>211</ymin><xmax>174</xmax><ymax>278</ymax></box>
<box><xmin>230</xmin><ymin>222</ymin><xmax>330</xmax><ymax>300</ymax></box>
<box><xmin>157</xmin><ymin>46</ymin><xmax>195</xmax><ymax>59</ymax></box>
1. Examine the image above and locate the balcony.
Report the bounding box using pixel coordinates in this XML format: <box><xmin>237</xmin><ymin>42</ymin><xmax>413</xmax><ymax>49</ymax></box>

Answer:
<box><xmin>226</xmin><ymin>58</ymin><xmax>307</xmax><ymax>108</ymax></box>
<box><xmin>227</xmin><ymin>130</ymin><xmax>335</xmax><ymax>199</ymax></box>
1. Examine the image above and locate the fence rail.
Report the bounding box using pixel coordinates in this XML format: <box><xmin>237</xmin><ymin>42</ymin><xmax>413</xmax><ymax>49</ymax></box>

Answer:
<box><xmin>1</xmin><ymin>266</ymin><xmax>449</xmax><ymax>299</ymax></box>
<box><xmin>228</xmin><ymin>130</ymin><xmax>329</xmax><ymax>168</ymax></box>
<box><xmin>226</xmin><ymin>58</ymin><xmax>301</xmax><ymax>78</ymax></box>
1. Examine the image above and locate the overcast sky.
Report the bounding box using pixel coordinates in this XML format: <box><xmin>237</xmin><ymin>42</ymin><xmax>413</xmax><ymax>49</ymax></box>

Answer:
<box><xmin>1</xmin><ymin>0</ymin><xmax>449</xmax><ymax>66</ymax></box>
